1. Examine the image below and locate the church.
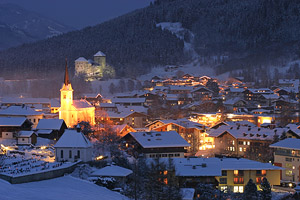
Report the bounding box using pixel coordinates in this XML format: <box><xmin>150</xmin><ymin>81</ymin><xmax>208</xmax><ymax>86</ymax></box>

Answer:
<box><xmin>59</xmin><ymin>62</ymin><xmax>95</xmax><ymax>128</ymax></box>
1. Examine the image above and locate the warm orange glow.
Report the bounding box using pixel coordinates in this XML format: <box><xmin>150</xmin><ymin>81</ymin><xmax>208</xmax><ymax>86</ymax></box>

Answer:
<box><xmin>234</xmin><ymin>170</ymin><xmax>238</xmax><ymax>175</ymax></box>
<box><xmin>163</xmin><ymin>170</ymin><xmax>168</xmax><ymax>175</ymax></box>
<box><xmin>262</xmin><ymin>170</ymin><xmax>266</xmax><ymax>175</ymax></box>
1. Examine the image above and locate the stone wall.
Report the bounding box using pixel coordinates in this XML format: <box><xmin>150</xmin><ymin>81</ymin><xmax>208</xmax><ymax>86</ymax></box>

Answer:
<box><xmin>0</xmin><ymin>161</ymin><xmax>80</xmax><ymax>184</ymax></box>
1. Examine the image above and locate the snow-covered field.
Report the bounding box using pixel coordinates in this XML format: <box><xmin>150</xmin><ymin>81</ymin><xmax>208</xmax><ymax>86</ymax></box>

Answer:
<box><xmin>0</xmin><ymin>175</ymin><xmax>128</xmax><ymax>200</ymax></box>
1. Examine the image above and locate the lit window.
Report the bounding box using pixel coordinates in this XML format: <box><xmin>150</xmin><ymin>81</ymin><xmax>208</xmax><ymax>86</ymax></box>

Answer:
<box><xmin>247</xmin><ymin>141</ymin><xmax>250</xmax><ymax>145</ymax></box>
<box><xmin>243</xmin><ymin>141</ymin><xmax>246</xmax><ymax>145</ymax></box>
<box><xmin>232</xmin><ymin>140</ymin><xmax>235</xmax><ymax>145</ymax></box>
<box><xmin>234</xmin><ymin>170</ymin><xmax>239</xmax><ymax>176</ymax></box>
<box><xmin>239</xmin><ymin>186</ymin><xmax>243</xmax><ymax>193</ymax></box>
<box><xmin>163</xmin><ymin>170</ymin><xmax>168</xmax><ymax>175</ymax></box>
<box><xmin>239</xmin><ymin>147</ymin><xmax>242</xmax><ymax>152</ymax></box>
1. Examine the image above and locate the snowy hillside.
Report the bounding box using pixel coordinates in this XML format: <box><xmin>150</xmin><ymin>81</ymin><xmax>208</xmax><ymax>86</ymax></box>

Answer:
<box><xmin>0</xmin><ymin>176</ymin><xmax>128</xmax><ymax>200</ymax></box>
<box><xmin>0</xmin><ymin>3</ymin><xmax>73</xmax><ymax>50</ymax></box>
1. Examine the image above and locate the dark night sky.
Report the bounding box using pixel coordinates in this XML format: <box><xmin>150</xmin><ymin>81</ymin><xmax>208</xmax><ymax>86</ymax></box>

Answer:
<box><xmin>0</xmin><ymin>0</ymin><xmax>153</xmax><ymax>29</ymax></box>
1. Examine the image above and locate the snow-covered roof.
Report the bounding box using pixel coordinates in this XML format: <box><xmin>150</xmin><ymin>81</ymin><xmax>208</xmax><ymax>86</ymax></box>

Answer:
<box><xmin>37</xmin><ymin>129</ymin><xmax>53</xmax><ymax>134</ymax></box>
<box><xmin>75</xmin><ymin>57</ymin><xmax>88</xmax><ymax>62</ymax></box>
<box><xmin>112</xmin><ymin>98</ymin><xmax>145</xmax><ymax>104</ymax></box>
<box><xmin>36</xmin><ymin>119</ymin><xmax>65</xmax><ymax>130</ymax></box>
<box><xmin>169</xmin><ymin>85</ymin><xmax>194</xmax><ymax>91</ymax></box>
<box><xmin>0</xmin><ymin>117</ymin><xmax>28</xmax><ymax>127</ymax></box>
<box><xmin>127</xmin><ymin>131</ymin><xmax>190</xmax><ymax>148</ymax></box>
<box><xmin>94</xmin><ymin>51</ymin><xmax>106</xmax><ymax>57</ymax></box>
<box><xmin>91</xmin><ymin>165</ymin><xmax>133</xmax><ymax>177</ymax></box>
<box><xmin>0</xmin><ymin>106</ymin><xmax>43</xmax><ymax>116</ymax></box>
<box><xmin>223</xmin><ymin>97</ymin><xmax>245</xmax><ymax>105</ymax></box>
<box><xmin>260</xmin><ymin>94</ymin><xmax>279</xmax><ymax>100</ymax></box>
<box><xmin>247</xmin><ymin>88</ymin><xmax>273</xmax><ymax>94</ymax></box>
<box><xmin>270</xmin><ymin>138</ymin><xmax>300</xmax><ymax>150</ymax></box>
<box><xmin>1</xmin><ymin>97</ymin><xmax>50</xmax><ymax>104</ymax></box>
<box><xmin>172</xmin><ymin>157</ymin><xmax>281</xmax><ymax>176</ymax></box>
<box><xmin>207</xmin><ymin>125</ymin><xmax>284</xmax><ymax>141</ymax></box>
<box><xmin>50</xmin><ymin>98</ymin><xmax>60</xmax><ymax>107</ymax></box>
<box><xmin>148</xmin><ymin>118</ymin><xmax>204</xmax><ymax>130</ymax></box>
<box><xmin>73</xmin><ymin>99</ymin><xmax>94</xmax><ymax>109</ymax></box>
<box><xmin>227</xmin><ymin>87</ymin><xmax>244</xmax><ymax>93</ymax></box>
<box><xmin>18</xmin><ymin>131</ymin><xmax>36</xmax><ymax>138</ymax></box>
<box><xmin>54</xmin><ymin>129</ymin><xmax>92</xmax><ymax>148</ymax></box>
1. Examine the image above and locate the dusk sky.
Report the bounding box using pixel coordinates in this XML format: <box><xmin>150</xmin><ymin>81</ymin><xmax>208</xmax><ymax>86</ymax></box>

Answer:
<box><xmin>0</xmin><ymin>0</ymin><xmax>153</xmax><ymax>29</ymax></box>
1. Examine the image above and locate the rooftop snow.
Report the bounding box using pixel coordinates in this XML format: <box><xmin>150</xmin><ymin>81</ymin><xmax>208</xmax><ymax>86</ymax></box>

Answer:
<box><xmin>128</xmin><ymin>131</ymin><xmax>190</xmax><ymax>148</ymax></box>
<box><xmin>75</xmin><ymin>57</ymin><xmax>88</xmax><ymax>62</ymax></box>
<box><xmin>73</xmin><ymin>100</ymin><xmax>94</xmax><ymax>109</ymax></box>
<box><xmin>0</xmin><ymin>106</ymin><xmax>43</xmax><ymax>116</ymax></box>
<box><xmin>270</xmin><ymin>138</ymin><xmax>300</xmax><ymax>150</ymax></box>
<box><xmin>18</xmin><ymin>131</ymin><xmax>36</xmax><ymax>137</ymax></box>
<box><xmin>91</xmin><ymin>165</ymin><xmax>133</xmax><ymax>177</ymax></box>
<box><xmin>54</xmin><ymin>129</ymin><xmax>92</xmax><ymax>148</ymax></box>
<box><xmin>94</xmin><ymin>51</ymin><xmax>106</xmax><ymax>57</ymax></box>
<box><xmin>0</xmin><ymin>117</ymin><xmax>28</xmax><ymax>127</ymax></box>
<box><xmin>112</xmin><ymin>98</ymin><xmax>145</xmax><ymax>104</ymax></box>
<box><xmin>36</xmin><ymin>119</ymin><xmax>64</xmax><ymax>130</ymax></box>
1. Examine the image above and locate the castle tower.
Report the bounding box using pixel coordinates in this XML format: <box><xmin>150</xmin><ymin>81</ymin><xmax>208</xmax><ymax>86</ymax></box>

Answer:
<box><xmin>94</xmin><ymin>51</ymin><xmax>106</xmax><ymax>68</ymax></box>
<box><xmin>59</xmin><ymin>59</ymin><xmax>75</xmax><ymax>127</ymax></box>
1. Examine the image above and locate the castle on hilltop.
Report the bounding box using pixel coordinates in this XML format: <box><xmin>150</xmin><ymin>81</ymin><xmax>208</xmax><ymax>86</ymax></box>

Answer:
<box><xmin>75</xmin><ymin>51</ymin><xmax>115</xmax><ymax>81</ymax></box>
<box><xmin>59</xmin><ymin>61</ymin><xmax>95</xmax><ymax>127</ymax></box>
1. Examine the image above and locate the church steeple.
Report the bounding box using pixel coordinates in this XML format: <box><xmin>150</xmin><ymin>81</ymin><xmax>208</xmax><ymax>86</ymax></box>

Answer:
<box><xmin>64</xmin><ymin>58</ymin><xmax>70</xmax><ymax>85</ymax></box>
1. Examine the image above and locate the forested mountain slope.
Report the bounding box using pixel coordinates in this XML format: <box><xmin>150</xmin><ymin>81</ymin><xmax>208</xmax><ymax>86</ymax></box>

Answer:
<box><xmin>1</xmin><ymin>0</ymin><xmax>300</xmax><ymax>79</ymax></box>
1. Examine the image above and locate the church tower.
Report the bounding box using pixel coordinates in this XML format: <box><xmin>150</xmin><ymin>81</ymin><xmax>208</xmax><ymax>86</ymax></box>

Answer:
<box><xmin>59</xmin><ymin>59</ymin><xmax>74</xmax><ymax>127</ymax></box>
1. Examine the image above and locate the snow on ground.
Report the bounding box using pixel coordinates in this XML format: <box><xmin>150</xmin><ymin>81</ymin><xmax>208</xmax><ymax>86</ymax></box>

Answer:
<box><xmin>0</xmin><ymin>175</ymin><xmax>128</xmax><ymax>200</ymax></box>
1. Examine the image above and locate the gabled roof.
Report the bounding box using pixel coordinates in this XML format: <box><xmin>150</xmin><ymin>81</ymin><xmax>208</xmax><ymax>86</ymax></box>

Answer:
<box><xmin>270</xmin><ymin>138</ymin><xmax>300</xmax><ymax>150</ymax></box>
<box><xmin>73</xmin><ymin>99</ymin><xmax>94</xmax><ymax>109</ymax></box>
<box><xmin>127</xmin><ymin>131</ymin><xmax>190</xmax><ymax>148</ymax></box>
<box><xmin>91</xmin><ymin>165</ymin><xmax>133</xmax><ymax>177</ymax></box>
<box><xmin>0</xmin><ymin>117</ymin><xmax>29</xmax><ymax>127</ymax></box>
<box><xmin>112</xmin><ymin>98</ymin><xmax>145</xmax><ymax>104</ymax></box>
<box><xmin>54</xmin><ymin>129</ymin><xmax>92</xmax><ymax>148</ymax></box>
<box><xmin>18</xmin><ymin>131</ymin><xmax>36</xmax><ymax>138</ymax></box>
<box><xmin>36</xmin><ymin>119</ymin><xmax>65</xmax><ymax>130</ymax></box>
<box><xmin>0</xmin><ymin>106</ymin><xmax>43</xmax><ymax>116</ymax></box>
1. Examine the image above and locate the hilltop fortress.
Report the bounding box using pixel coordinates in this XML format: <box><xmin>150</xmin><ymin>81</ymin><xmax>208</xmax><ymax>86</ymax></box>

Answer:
<box><xmin>75</xmin><ymin>51</ymin><xmax>115</xmax><ymax>81</ymax></box>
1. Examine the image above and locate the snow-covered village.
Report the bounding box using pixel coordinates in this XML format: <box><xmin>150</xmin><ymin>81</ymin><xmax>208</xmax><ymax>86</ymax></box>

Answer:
<box><xmin>2</xmin><ymin>0</ymin><xmax>300</xmax><ymax>200</ymax></box>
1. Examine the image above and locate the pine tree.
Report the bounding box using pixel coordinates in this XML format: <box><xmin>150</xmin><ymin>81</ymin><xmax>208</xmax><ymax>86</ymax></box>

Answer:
<box><xmin>243</xmin><ymin>179</ymin><xmax>258</xmax><ymax>200</ymax></box>
<box><xmin>260</xmin><ymin>177</ymin><xmax>272</xmax><ymax>200</ymax></box>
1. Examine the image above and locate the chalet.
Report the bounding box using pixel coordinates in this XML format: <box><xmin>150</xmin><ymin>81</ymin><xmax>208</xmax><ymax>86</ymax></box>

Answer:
<box><xmin>112</xmin><ymin>98</ymin><xmax>145</xmax><ymax>107</ymax></box>
<box><xmin>82</xmin><ymin>93</ymin><xmax>103</xmax><ymax>106</ymax></box>
<box><xmin>165</xmin><ymin>157</ymin><xmax>281</xmax><ymax>193</ymax></box>
<box><xmin>168</xmin><ymin>85</ymin><xmax>193</xmax><ymax>94</ymax></box>
<box><xmin>101</xmin><ymin>111</ymin><xmax>148</xmax><ymax>128</ymax></box>
<box><xmin>270</xmin><ymin>138</ymin><xmax>300</xmax><ymax>182</ymax></box>
<box><xmin>278</xmin><ymin>79</ymin><xmax>300</xmax><ymax>89</ymax></box>
<box><xmin>223</xmin><ymin>98</ymin><xmax>247</xmax><ymax>112</ymax></box>
<box><xmin>191</xmin><ymin>86</ymin><xmax>213</xmax><ymax>101</ymax></box>
<box><xmin>36</xmin><ymin>119</ymin><xmax>67</xmax><ymax>140</ymax></box>
<box><xmin>207</xmin><ymin>125</ymin><xmax>285</xmax><ymax>157</ymax></box>
<box><xmin>1</xmin><ymin>97</ymin><xmax>51</xmax><ymax>113</ymax></box>
<box><xmin>0</xmin><ymin>106</ymin><xmax>44</xmax><ymax>129</ymax></box>
<box><xmin>257</xmin><ymin>94</ymin><xmax>279</xmax><ymax>106</ymax></box>
<box><xmin>123</xmin><ymin>131</ymin><xmax>190</xmax><ymax>158</ymax></box>
<box><xmin>17</xmin><ymin>131</ymin><xmax>37</xmax><ymax>145</ymax></box>
<box><xmin>98</xmin><ymin>103</ymin><xmax>118</xmax><ymax>112</ymax></box>
<box><xmin>137</xmin><ymin>92</ymin><xmax>162</xmax><ymax>106</ymax></box>
<box><xmin>243</xmin><ymin>88</ymin><xmax>273</xmax><ymax>102</ymax></box>
<box><xmin>147</xmin><ymin>119</ymin><xmax>206</xmax><ymax>154</ymax></box>
<box><xmin>112</xmin><ymin>124</ymin><xmax>136</xmax><ymax>137</ymax></box>
<box><xmin>54</xmin><ymin>128</ymin><xmax>92</xmax><ymax>162</ymax></box>
<box><xmin>224</xmin><ymin>87</ymin><xmax>245</xmax><ymax>99</ymax></box>
<box><xmin>0</xmin><ymin>117</ymin><xmax>32</xmax><ymax>139</ymax></box>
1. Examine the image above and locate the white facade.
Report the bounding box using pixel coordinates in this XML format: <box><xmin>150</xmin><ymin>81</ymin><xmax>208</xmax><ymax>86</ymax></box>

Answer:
<box><xmin>54</xmin><ymin>129</ymin><xmax>93</xmax><ymax>162</ymax></box>
<box><xmin>2</xmin><ymin>132</ymin><xmax>14</xmax><ymax>139</ymax></box>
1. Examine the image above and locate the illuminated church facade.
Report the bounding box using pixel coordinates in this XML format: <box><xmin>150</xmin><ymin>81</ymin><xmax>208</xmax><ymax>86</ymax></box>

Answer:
<box><xmin>59</xmin><ymin>62</ymin><xmax>95</xmax><ymax>127</ymax></box>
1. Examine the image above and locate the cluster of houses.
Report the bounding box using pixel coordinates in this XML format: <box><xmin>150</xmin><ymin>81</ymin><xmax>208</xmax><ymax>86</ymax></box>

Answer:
<box><xmin>2</xmin><ymin>61</ymin><xmax>300</xmax><ymax>196</ymax></box>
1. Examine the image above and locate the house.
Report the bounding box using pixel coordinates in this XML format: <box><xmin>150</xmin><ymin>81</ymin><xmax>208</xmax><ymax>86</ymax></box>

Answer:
<box><xmin>1</xmin><ymin>97</ymin><xmax>52</xmax><ymax>113</ymax></box>
<box><xmin>90</xmin><ymin>165</ymin><xmax>133</xmax><ymax>187</ymax></box>
<box><xmin>59</xmin><ymin>63</ymin><xmax>95</xmax><ymax>127</ymax></box>
<box><xmin>191</xmin><ymin>86</ymin><xmax>213</xmax><ymax>101</ymax></box>
<box><xmin>100</xmin><ymin>111</ymin><xmax>148</xmax><ymax>128</ymax></box>
<box><xmin>223</xmin><ymin>98</ymin><xmax>247</xmax><ymax>112</ymax></box>
<box><xmin>207</xmin><ymin>125</ymin><xmax>284</xmax><ymax>157</ymax></box>
<box><xmin>54</xmin><ymin>128</ymin><xmax>93</xmax><ymax>162</ymax></box>
<box><xmin>17</xmin><ymin>131</ymin><xmax>37</xmax><ymax>145</ymax></box>
<box><xmin>224</xmin><ymin>87</ymin><xmax>245</xmax><ymax>99</ymax></box>
<box><xmin>112</xmin><ymin>98</ymin><xmax>146</xmax><ymax>107</ymax></box>
<box><xmin>270</xmin><ymin>138</ymin><xmax>300</xmax><ymax>182</ymax></box>
<box><xmin>0</xmin><ymin>106</ymin><xmax>43</xmax><ymax>129</ymax></box>
<box><xmin>112</xmin><ymin>124</ymin><xmax>136</xmax><ymax>137</ymax></box>
<box><xmin>98</xmin><ymin>103</ymin><xmax>118</xmax><ymax>112</ymax></box>
<box><xmin>0</xmin><ymin>117</ymin><xmax>32</xmax><ymax>139</ymax></box>
<box><xmin>166</xmin><ymin>157</ymin><xmax>281</xmax><ymax>193</ymax></box>
<box><xmin>81</xmin><ymin>93</ymin><xmax>103</xmax><ymax>106</ymax></box>
<box><xmin>147</xmin><ymin>119</ymin><xmax>206</xmax><ymax>154</ymax></box>
<box><xmin>123</xmin><ymin>131</ymin><xmax>190</xmax><ymax>158</ymax></box>
<box><xmin>36</xmin><ymin>119</ymin><xmax>67</xmax><ymax>140</ymax></box>
<box><xmin>243</xmin><ymin>88</ymin><xmax>274</xmax><ymax>102</ymax></box>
